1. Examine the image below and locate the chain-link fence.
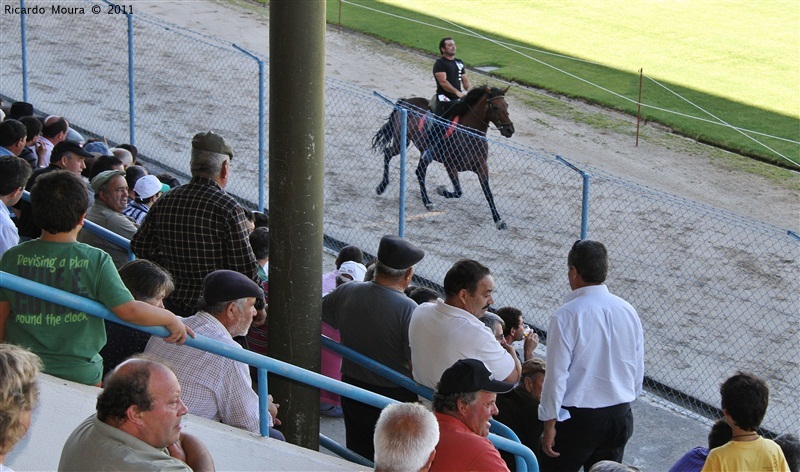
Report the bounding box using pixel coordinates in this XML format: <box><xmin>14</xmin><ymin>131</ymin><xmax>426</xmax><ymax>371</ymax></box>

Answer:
<box><xmin>2</xmin><ymin>1</ymin><xmax>797</xmax><ymax>436</ymax></box>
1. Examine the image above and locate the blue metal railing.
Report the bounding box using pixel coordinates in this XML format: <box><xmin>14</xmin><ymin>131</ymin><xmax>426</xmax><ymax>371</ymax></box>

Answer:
<box><xmin>0</xmin><ymin>272</ymin><xmax>538</xmax><ymax>471</ymax></box>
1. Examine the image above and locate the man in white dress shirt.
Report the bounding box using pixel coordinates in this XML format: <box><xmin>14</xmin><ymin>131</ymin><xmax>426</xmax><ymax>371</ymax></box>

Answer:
<box><xmin>538</xmin><ymin>240</ymin><xmax>644</xmax><ymax>472</ymax></box>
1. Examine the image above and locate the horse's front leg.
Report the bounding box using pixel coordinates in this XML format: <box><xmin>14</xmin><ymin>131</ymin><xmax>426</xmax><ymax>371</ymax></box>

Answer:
<box><xmin>436</xmin><ymin>166</ymin><xmax>463</xmax><ymax>199</ymax></box>
<box><xmin>477</xmin><ymin>171</ymin><xmax>506</xmax><ymax>230</ymax></box>
<box><xmin>416</xmin><ymin>151</ymin><xmax>436</xmax><ymax>211</ymax></box>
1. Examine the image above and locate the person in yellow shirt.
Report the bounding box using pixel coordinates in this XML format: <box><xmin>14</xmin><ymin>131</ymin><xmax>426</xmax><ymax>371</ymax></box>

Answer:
<box><xmin>701</xmin><ymin>371</ymin><xmax>789</xmax><ymax>472</ymax></box>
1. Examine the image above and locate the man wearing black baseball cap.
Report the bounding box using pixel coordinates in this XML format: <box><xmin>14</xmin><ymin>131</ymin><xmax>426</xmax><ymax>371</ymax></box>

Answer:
<box><xmin>430</xmin><ymin>358</ymin><xmax>513</xmax><ymax>472</ymax></box>
<box><xmin>322</xmin><ymin>234</ymin><xmax>425</xmax><ymax>461</ymax></box>
<box><xmin>14</xmin><ymin>140</ymin><xmax>93</xmax><ymax>240</ymax></box>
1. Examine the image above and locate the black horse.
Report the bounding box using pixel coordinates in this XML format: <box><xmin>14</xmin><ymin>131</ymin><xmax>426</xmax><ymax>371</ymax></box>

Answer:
<box><xmin>372</xmin><ymin>85</ymin><xmax>514</xmax><ymax>229</ymax></box>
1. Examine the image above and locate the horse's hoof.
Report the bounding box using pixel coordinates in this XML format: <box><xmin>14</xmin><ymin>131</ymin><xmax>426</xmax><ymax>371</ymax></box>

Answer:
<box><xmin>496</xmin><ymin>220</ymin><xmax>507</xmax><ymax>230</ymax></box>
<box><xmin>435</xmin><ymin>185</ymin><xmax>447</xmax><ymax>196</ymax></box>
<box><xmin>425</xmin><ymin>202</ymin><xmax>436</xmax><ymax>211</ymax></box>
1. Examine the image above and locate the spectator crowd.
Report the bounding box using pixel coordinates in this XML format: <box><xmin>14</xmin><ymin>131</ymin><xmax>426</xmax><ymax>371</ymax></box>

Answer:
<box><xmin>0</xmin><ymin>101</ymin><xmax>795</xmax><ymax>471</ymax></box>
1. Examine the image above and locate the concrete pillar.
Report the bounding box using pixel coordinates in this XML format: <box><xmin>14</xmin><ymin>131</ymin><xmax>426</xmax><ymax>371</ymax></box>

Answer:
<box><xmin>268</xmin><ymin>0</ymin><xmax>325</xmax><ymax>449</ymax></box>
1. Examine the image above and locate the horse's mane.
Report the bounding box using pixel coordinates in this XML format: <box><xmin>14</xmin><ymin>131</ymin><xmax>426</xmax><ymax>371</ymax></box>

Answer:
<box><xmin>442</xmin><ymin>85</ymin><xmax>505</xmax><ymax>119</ymax></box>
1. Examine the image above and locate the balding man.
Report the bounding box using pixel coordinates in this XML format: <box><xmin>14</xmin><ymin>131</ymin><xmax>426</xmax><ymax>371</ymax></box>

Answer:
<box><xmin>131</xmin><ymin>132</ymin><xmax>259</xmax><ymax>317</ymax></box>
<box><xmin>144</xmin><ymin>270</ymin><xmax>282</xmax><ymax>440</ymax></box>
<box><xmin>58</xmin><ymin>358</ymin><xmax>214</xmax><ymax>471</ymax></box>
<box><xmin>39</xmin><ymin>115</ymin><xmax>69</xmax><ymax>167</ymax></box>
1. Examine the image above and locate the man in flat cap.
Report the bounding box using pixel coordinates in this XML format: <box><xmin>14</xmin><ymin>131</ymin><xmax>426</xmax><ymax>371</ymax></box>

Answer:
<box><xmin>132</xmin><ymin>132</ymin><xmax>260</xmax><ymax>318</ymax></box>
<box><xmin>78</xmin><ymin>170</ymin><xmax>138</xmax><ymax>268</ymax></box>
<box><xmin>430</xmin><ymin>358</ymin><xmax>513</xmax><ymax>472</ymax></box>
<box><xmin>322</xmin><ymin>234</ymin><xmax>425</xmax><ymax>460</ymax></box>
<box><xmin>144</xmin><ymin>270</ymin><xmax>283</xmax><ymax>439</ymax></box>
<box><xmin>8</xmin><ymin>101</ymin><xmax>34</xmax><ymax>120</ymax></box>
<box><xmin>409</xmin><ymin>259</ymin><xmax>521</xmax><ymax>390</ymax></box>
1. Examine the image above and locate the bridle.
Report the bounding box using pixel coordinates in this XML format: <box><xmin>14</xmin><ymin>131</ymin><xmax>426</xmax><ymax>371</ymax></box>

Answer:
<box><xmin>483</xmin><ymin>94</ymin><xmax>513</xmax><ymax>132</ymax></box>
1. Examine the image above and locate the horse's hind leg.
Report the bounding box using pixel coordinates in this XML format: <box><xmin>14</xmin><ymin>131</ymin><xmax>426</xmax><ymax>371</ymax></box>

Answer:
<box><xmin>416</xmin><ymin>151</ymin><xmax>436</xmax><ymax>211</ymax></box>
<box><xmin>477</xmin><ymin>172</ymin><xmax>506</xmax><ymax>230</ymax></box>
<box><xmin>376</xmin><ymin>146</ymin><xmax>396</xmax><ymax>195</ymax></box>
<box><xmin>436</xmin><ymin>166</ymin><xmax>463</xmax><ymax>199</ymax></box>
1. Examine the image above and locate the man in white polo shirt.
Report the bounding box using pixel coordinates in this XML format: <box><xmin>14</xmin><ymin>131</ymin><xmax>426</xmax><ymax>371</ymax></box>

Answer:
<box><xmin>409</xmin><ymin>259</ymin><xmax>521</xmax><ymax>390</ymax></box>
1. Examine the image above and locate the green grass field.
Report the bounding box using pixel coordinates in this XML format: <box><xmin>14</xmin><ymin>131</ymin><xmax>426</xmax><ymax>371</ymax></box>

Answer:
<box><xmin>325</xmin><ymin>0</ymin><xmax>800</xmax><ymax>169</ymax></box>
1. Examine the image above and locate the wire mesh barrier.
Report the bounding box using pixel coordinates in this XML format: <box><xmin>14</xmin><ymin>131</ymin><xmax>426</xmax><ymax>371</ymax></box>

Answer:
<box><xmin>2</xmin><ymin>2</ymin><xmax>797</xmax><ymax>436</ymax></box>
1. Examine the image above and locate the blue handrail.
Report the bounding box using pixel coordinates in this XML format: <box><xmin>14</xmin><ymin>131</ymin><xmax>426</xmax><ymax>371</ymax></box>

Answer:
<box><xmin>321</xmin><ymin>335</ymin><xmax>433</xmax><ymax>399</ymax></box>
<box><xmin>1</xmin><ymin>278</ymin><xmax>538</xmax><ymax>471</ymax></box>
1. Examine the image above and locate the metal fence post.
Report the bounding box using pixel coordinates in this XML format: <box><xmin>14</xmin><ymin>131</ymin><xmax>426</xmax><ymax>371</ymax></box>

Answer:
<box><xmin>20</xmin><ymin>0</ymin><xmax>28</xmax><ymax>101</ymax></box>
<box><xmin>233</xmin><ymin>44</ymin><xmax>266</xmax><ymax>211</ymax></box>
<box><xmin>556</xmin><ymin>155</ymin><xmax>591</xmax><ymax>239</ymax></box>
<box><xmin>581</xmin><ymin>171</ymin><xmax>590</xmax><ymax>239</ymax></box>
<box><xmin>127</xmin><ymin>11</ymin><xmax>135</xmax><ymax>145</ymax></box>
<box><xmin>398</xmin><ymin>108</ymin><xmax>407</xmax><ymax>237</ymax></box>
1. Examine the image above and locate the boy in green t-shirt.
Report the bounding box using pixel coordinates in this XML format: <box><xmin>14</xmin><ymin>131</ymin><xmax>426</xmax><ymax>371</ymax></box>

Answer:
<box><xmin>0</xmin><ymin>170</ymin><xmax>191</xmax><ymax>385</ymax></box>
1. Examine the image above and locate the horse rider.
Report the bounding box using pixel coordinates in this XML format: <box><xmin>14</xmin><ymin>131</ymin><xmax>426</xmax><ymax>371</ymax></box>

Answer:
<box><xmin>432</xmin><ymin>37</ymin><xmax>471</xmax><ymax>116</ymax></box>
<box><xmin>425</xmin><ymin>37</ymin><xmax>472</xmax><ymax>159</ymax></box>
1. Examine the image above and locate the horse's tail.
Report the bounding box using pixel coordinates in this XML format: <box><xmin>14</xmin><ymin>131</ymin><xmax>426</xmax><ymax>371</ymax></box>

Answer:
<box><xmin>372</xmin><ymin>100</ymin><xmax>405</xmax><ymax>151</ymax></box>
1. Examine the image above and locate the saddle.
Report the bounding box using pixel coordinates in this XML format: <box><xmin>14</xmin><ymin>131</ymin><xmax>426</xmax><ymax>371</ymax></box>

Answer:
<box><xmin>421</xmin><ymin>93</ymin><xmax>460</xmax><ymax>140</ymax></box>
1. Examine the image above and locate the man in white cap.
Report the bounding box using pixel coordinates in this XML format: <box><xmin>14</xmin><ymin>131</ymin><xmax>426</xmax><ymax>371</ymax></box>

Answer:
<box><xmin>336</xmin><ymin>260</ymin><xmax>367</xmax><ymax>286</ymax></box>
<box><xmin>79</xmin><ymin>170</ymin><xmax>138</xmax><ymax>268</ymax></box>
<box><xmin>322</xmin><ymin>234</ymin><xmax>425</xmax><ymax>461</ymax></box>
<box><xmin>124</xmin><ymin>174</ymin><xmax>167</xmax><ymax>225</ymax></box>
